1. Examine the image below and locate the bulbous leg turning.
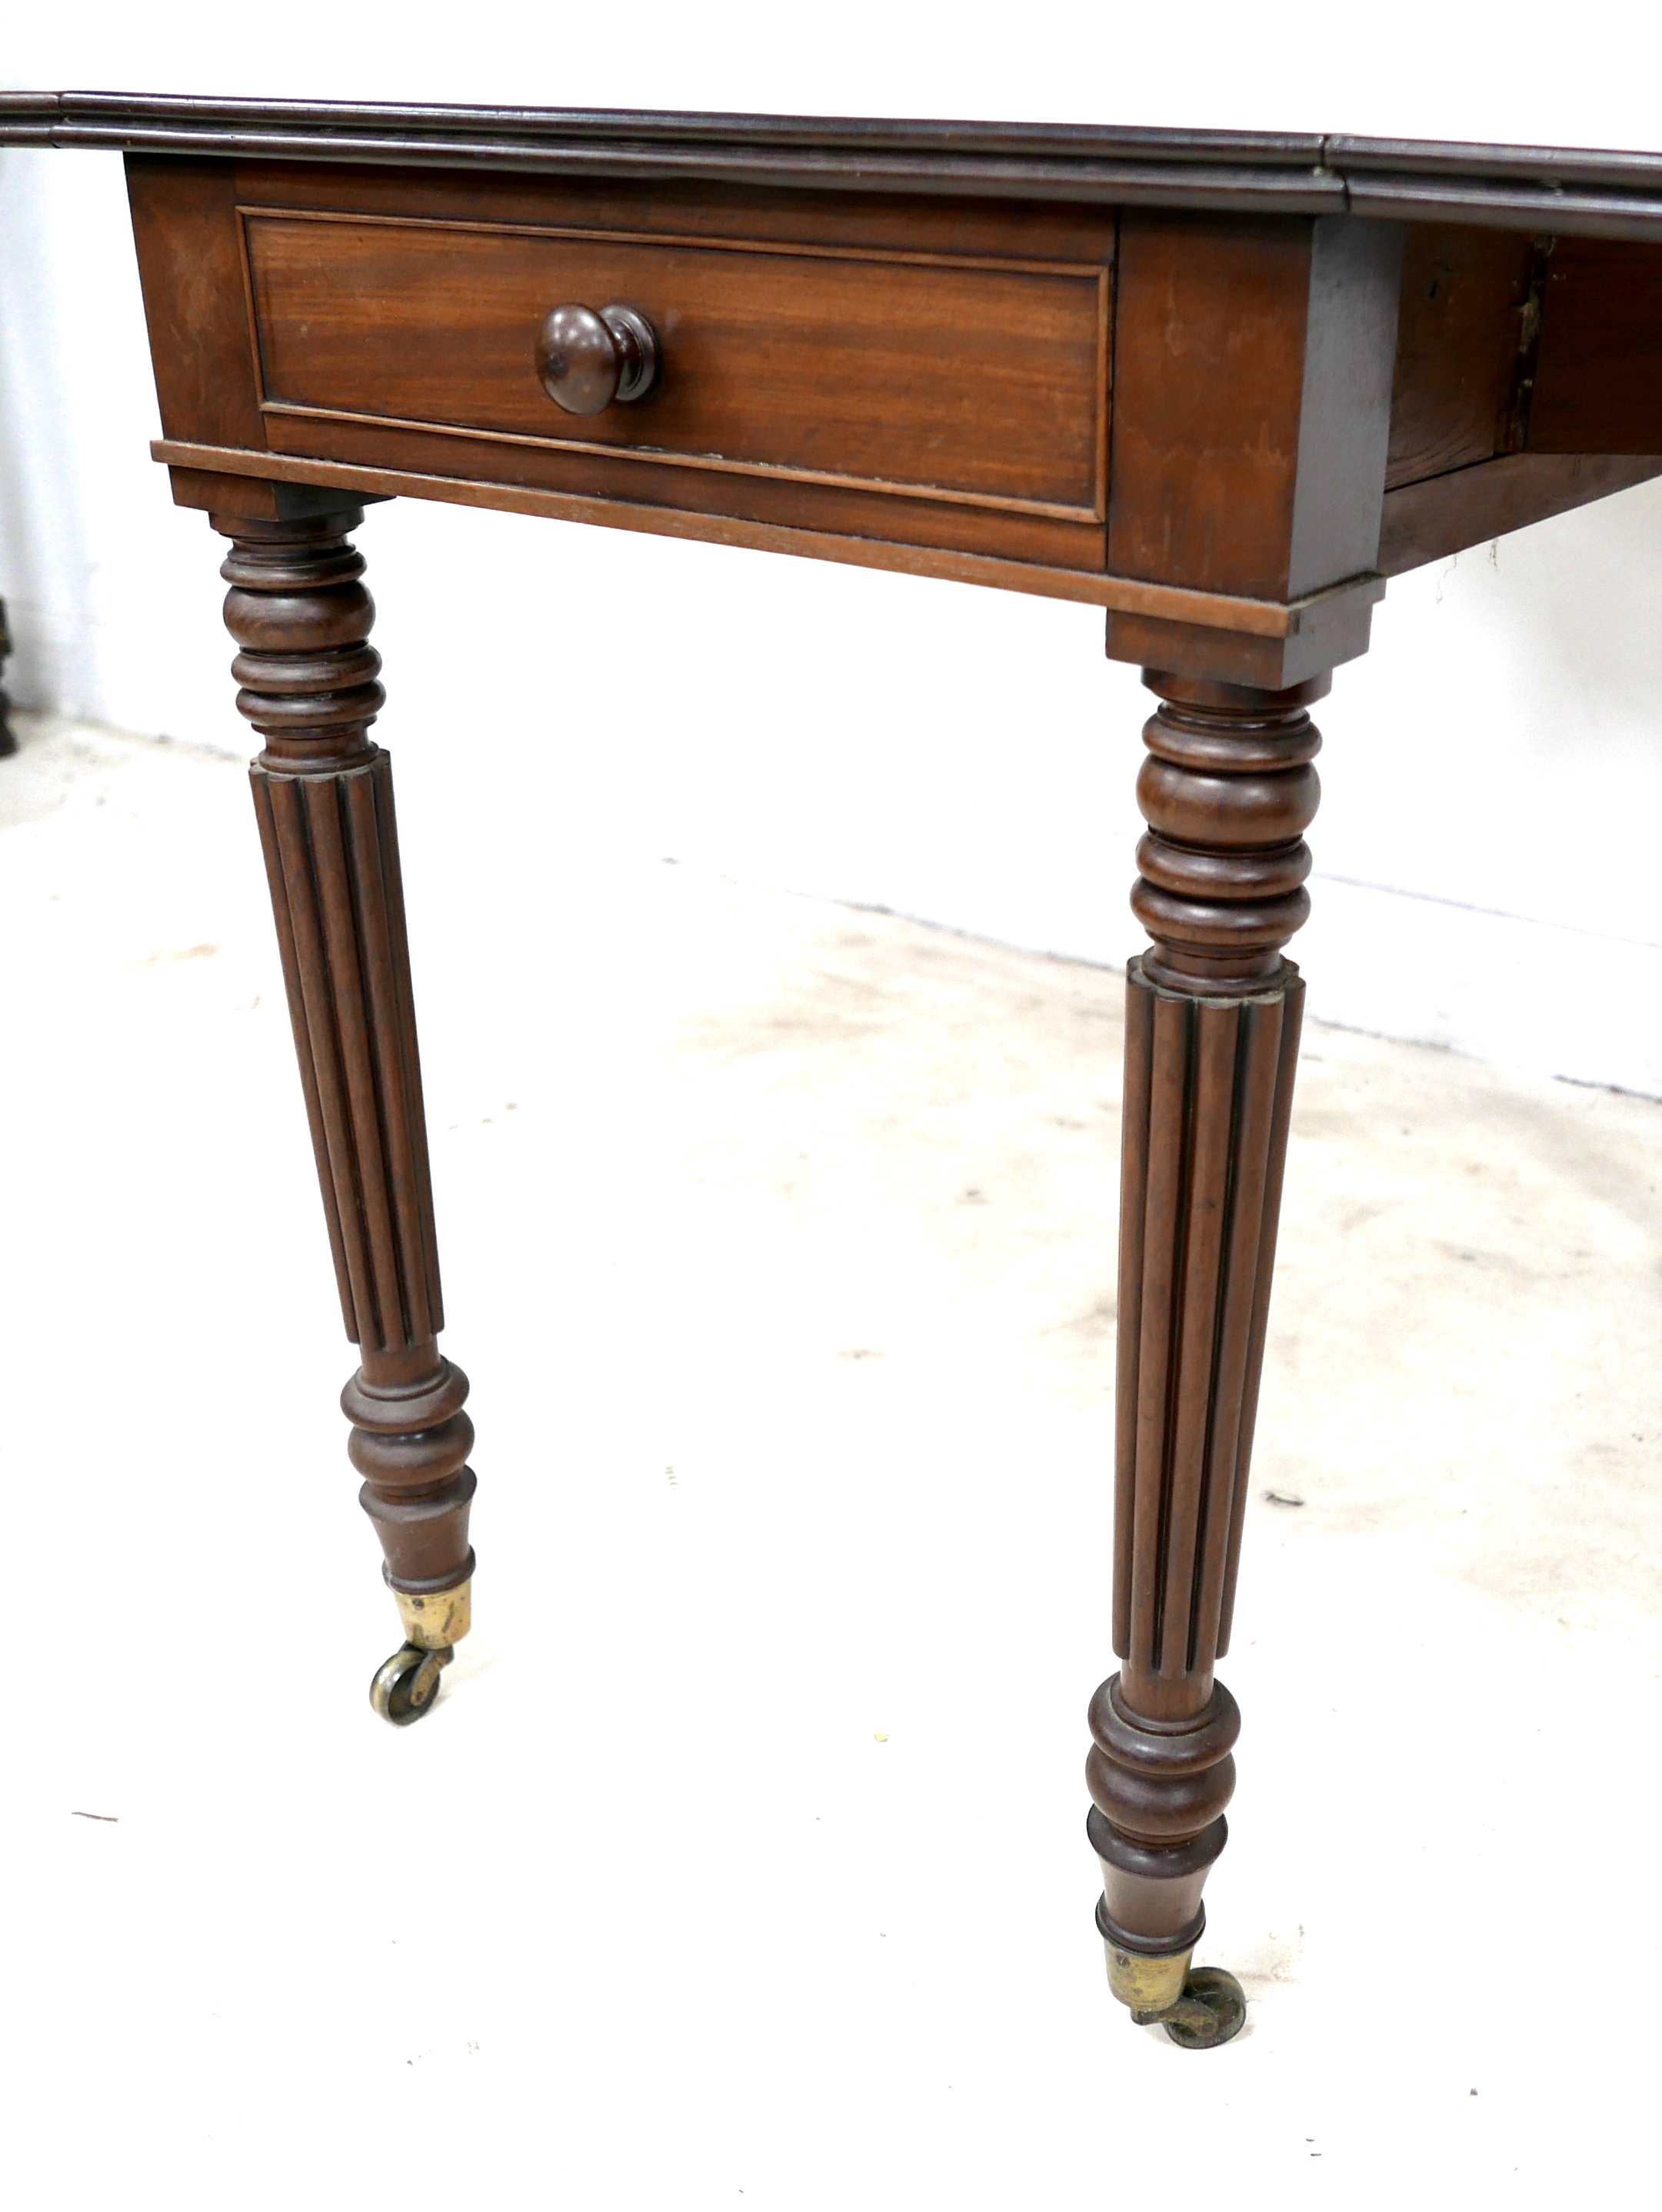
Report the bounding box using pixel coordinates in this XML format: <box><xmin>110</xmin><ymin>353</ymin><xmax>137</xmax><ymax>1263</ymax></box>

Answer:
<box><xmin>1091</xmin><ymin>668</ymin><xmax>1324</xmax><ymax>2041</ymax></box>
<box><xmin>1088</xmin><ymin>1675</ymin><xmax>1246</xmax><ymax>2046</ymax></box>
<box><xmin>219</xmin><ymin>505</ymin><xmax>477</xmax><ymax>1721</ymax></box>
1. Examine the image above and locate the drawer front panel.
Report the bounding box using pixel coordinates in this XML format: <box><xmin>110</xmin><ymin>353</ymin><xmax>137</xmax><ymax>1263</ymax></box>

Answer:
<box><xmin>243</xmin><ymin>211</ymin><xmax>1109</xmax><ymax>518</ymax></box>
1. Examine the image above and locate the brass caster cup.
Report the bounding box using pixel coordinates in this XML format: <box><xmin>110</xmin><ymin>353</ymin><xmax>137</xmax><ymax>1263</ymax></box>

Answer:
<box><xmin>369</xmin><ymin>1641</ymin><xmax>453</xmax><ymax>1726</ymax></box>
<box><xmin>395</xmin><ymin>1577</ymin><xmax>471</xmax><ymax>1651</ymax></box>
<box><xmin>1100</xmin><ymin>1900</ymin><xmax>1246</xmax><ymax>2049</ymax></box>
<box><xmin>1107</xmin><ymin>1941</ymin><xmax>1193</xmax><ymax>2016</ymax></box>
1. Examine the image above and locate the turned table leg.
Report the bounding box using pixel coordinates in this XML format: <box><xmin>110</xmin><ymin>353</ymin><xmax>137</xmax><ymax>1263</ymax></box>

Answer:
<box><xmin>1089</xmin><ymin>668</ymin><xmax>1324</xmax><ymax>2047</ymax></box>
<box><xmin>216</xmin><ymin>505</ymin><xmax>475</xmax><ymax>1724</ymax></box>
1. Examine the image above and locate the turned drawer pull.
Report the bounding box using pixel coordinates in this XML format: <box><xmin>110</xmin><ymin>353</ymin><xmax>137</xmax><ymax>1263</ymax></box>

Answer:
<box><xmin>535</xmin><ymin>302</ymin><xmax>660</xmax><ymax>415</ymax></box>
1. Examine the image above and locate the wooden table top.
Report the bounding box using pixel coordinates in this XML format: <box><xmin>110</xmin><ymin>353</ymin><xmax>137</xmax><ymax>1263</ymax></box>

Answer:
<box><xmin>5</xmin><ymin>92</ymin><xmax>1662</xmax><ymax>242</ymax></box>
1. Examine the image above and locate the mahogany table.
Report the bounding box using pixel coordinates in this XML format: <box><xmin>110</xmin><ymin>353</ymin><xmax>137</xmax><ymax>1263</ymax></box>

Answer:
<box><xmin>7</xmin><ymin>92</ymin><xmax>1661</xmax><ymax>2049</ymax></box>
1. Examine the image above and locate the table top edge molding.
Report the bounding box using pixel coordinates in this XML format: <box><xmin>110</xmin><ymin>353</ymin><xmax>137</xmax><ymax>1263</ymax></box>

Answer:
<box><xmin>4</xmin><ymin>92</ymin><xmax>1662</xmax><ymax>234</ymax></box>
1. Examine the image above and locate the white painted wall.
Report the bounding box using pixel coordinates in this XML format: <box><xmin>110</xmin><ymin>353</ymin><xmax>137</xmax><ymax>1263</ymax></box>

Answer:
<box><xmin>7</xmin><ymin>3</ymin><xmax>1662</xmax><ymax>1091</ymax></box>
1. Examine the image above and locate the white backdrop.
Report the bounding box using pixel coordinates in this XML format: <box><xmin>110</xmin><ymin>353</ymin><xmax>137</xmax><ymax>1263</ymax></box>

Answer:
<box><xmin>6</xmin><ymin>3</ymin><xmax>1662</xmax><ymax>1091</ymax></box>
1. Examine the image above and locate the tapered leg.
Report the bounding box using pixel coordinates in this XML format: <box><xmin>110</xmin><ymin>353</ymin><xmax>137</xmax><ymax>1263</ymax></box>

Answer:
<box><xmin>217</xmin><ymin>505</ymin><xmax>475</xmax><ymax>1723</ymax></box>
<box><xmin>1089</xmin><ymin>668</ymin><xmax>1324</xmax><ymax>2045</ymax></box>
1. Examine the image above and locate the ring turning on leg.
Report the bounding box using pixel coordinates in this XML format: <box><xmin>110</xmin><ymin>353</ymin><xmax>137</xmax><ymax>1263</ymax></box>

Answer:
<box><xmin>1091</xmin><ymin>670</ymin><xmax>1325</xmax><ymax>2042</ymax></box>
<box><xmin>218</xmin><ymin>506</ymin><xmax>477</xmax><ymax>1722</ymax></box>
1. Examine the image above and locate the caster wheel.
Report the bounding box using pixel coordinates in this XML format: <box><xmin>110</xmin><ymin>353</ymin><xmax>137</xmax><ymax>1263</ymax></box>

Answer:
<box><xmin>369</xmin><ymin>1641</ymin><xmax>452</xmax><ymax>1726</ymax></box>
<box><xmin>1159</xmin><ymin>1967</ymin><xmax>1247</xmax><ymax>2050</ymax></box>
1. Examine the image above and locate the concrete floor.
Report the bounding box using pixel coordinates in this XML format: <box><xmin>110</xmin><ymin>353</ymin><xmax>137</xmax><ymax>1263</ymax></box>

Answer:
<box><xmin>6</xmin><ymin>713</ymin><xmax>1661</xmax><ymax>2207</ymax></box>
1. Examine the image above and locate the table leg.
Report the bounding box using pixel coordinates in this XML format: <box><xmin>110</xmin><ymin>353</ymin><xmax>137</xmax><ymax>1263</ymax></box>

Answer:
<box><xmin>215</xmin><ymin>504</ymin><xmax>475</xmax><ymax>1724</ymax></box>
<box><xmin>0</xmin><ymin>596</ymin><xmax>17</xmax><ymax>757</ymax></box>
<box><xmin>1089</xmin><ymin>668</ymin><xmax>1325</xmax><ymax>2047</ymax></box>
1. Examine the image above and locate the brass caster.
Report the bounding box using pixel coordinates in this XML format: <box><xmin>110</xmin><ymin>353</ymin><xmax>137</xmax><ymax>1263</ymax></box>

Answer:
<box><xmin>1147</xmin><ymin>1967</ymin><xmax>1247</xmax><ymax>2050</ymax></box>
<box><xmin>369</xmin><ymin>1641</ymin><xmax>452</xmax><ymax>1726</ymax></box>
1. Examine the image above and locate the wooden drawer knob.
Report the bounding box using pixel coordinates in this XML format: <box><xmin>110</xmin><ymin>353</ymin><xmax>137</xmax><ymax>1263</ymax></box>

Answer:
<box><xmin>535</xmin><ymin>303</ymin><xmax>660</xmax><ymax>415</ymax></box>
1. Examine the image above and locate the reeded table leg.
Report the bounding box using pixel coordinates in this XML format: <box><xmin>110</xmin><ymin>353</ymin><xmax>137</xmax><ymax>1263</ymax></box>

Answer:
<box><xmin>1089</xmin><ymin>669</ymin><xmax>1324</xmax><ymax>2047</ymax></box>
<box><xmin>215</xmin><ymin>505</ymin><xmax>476</xmax><ymax>1724</ymax></box>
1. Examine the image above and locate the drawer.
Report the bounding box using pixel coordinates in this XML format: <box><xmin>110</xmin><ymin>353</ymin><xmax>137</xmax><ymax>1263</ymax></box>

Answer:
<box><xmin>241</xmin><ymin>208</ymin><xmax>1110</xmax><ymax>521</ymax></box>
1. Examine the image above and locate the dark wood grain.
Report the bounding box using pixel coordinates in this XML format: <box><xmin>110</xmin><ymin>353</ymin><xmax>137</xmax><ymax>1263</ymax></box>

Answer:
<box><xmin>1377</xmin><ymin>451</ymin><xmax>1662</xmax><ymax>574</ymax></box>
<box><xmin>1107</xmin><ymin>213</ymin><xmax>1401</xmax><ymax>604</ymax></box>
<box><xmin>8</xmin><ymin>95</ymin><xmax>1662</xmax><ymax>240</ymax></box>
<box><xmin>1283</xmin><ymin>218</ymin><xmax>1404</xmax><ymax>593</ymax></box>
<box><xmin>1107</xmin><ymin>215</ymin><xmax>1313</xmax><ymax>600</ymax></box>
<box><xmin>1104</xmin><ymin>206</ymin><xmax>1400</xmax><ymax>685</ymax></box>
<box><xmin>157</xmin><ymin>436</ymin><xmax>1393</xmax><ymax>645</ymax></box>
<box><xmin>168</xmin><ymin>462</ymin><xmax>395</xmax><ymax>518</ymax></box>
<box><xmin>256</xmin><ymin>412</ymin><xmax>1110</xmax><ymax>570</ymax></box>
<box><xmin>6</xmin><ymin>93</ymin><xmax>1341</xmax><ymax>212</ymax></box>
<box><xmin>243</xmin><ymin>207</ymin><xmax>1107</xmax><ymax>515</ymax></box>
<box><xmin>1527</xmin><ymin>237</ymin><xmax>1662</xmax><ymax>452</ymax></box>
<box><xmin>224</xmin><ymin>505</ymin><xmax>476</xmax><ymax>1604</ymax></box>
<box><xmin>125</xmin><ymin>159</ymin><xmax>1116</xmax><ymax>572</ymax></box>
<box><xmin>1334</xmin><ymin>134</ymin><xmax>1662</xmax><ymax>242</ymax></box>
<box><xmin>233</xmin><ymin>157</ymin><xmax>1128</xmax><ymax>262</ymax></box>
<box><xmin>1101</xmin><ymin>588</ymin><xmax>1378</xmax><ymax>689</ymax></box>
<box><xmin>65</xmin><ymin>102</ymin><xmax>1662</xmax><ymax>2027</ymax></box>
<box><xmin>1090</xmin><ymin>669</ymin><xmax>1320</xmax><ymax>1965</ymax></box>
<box><xmin>1386</xmin><ymin>226</ymin><xmax>1534</xmax><ymax>487</ymax></box>
<box><xmin>125</xmin><ymin>156</ymin><xmax>267</xmax><ymax>449</ymax></box>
